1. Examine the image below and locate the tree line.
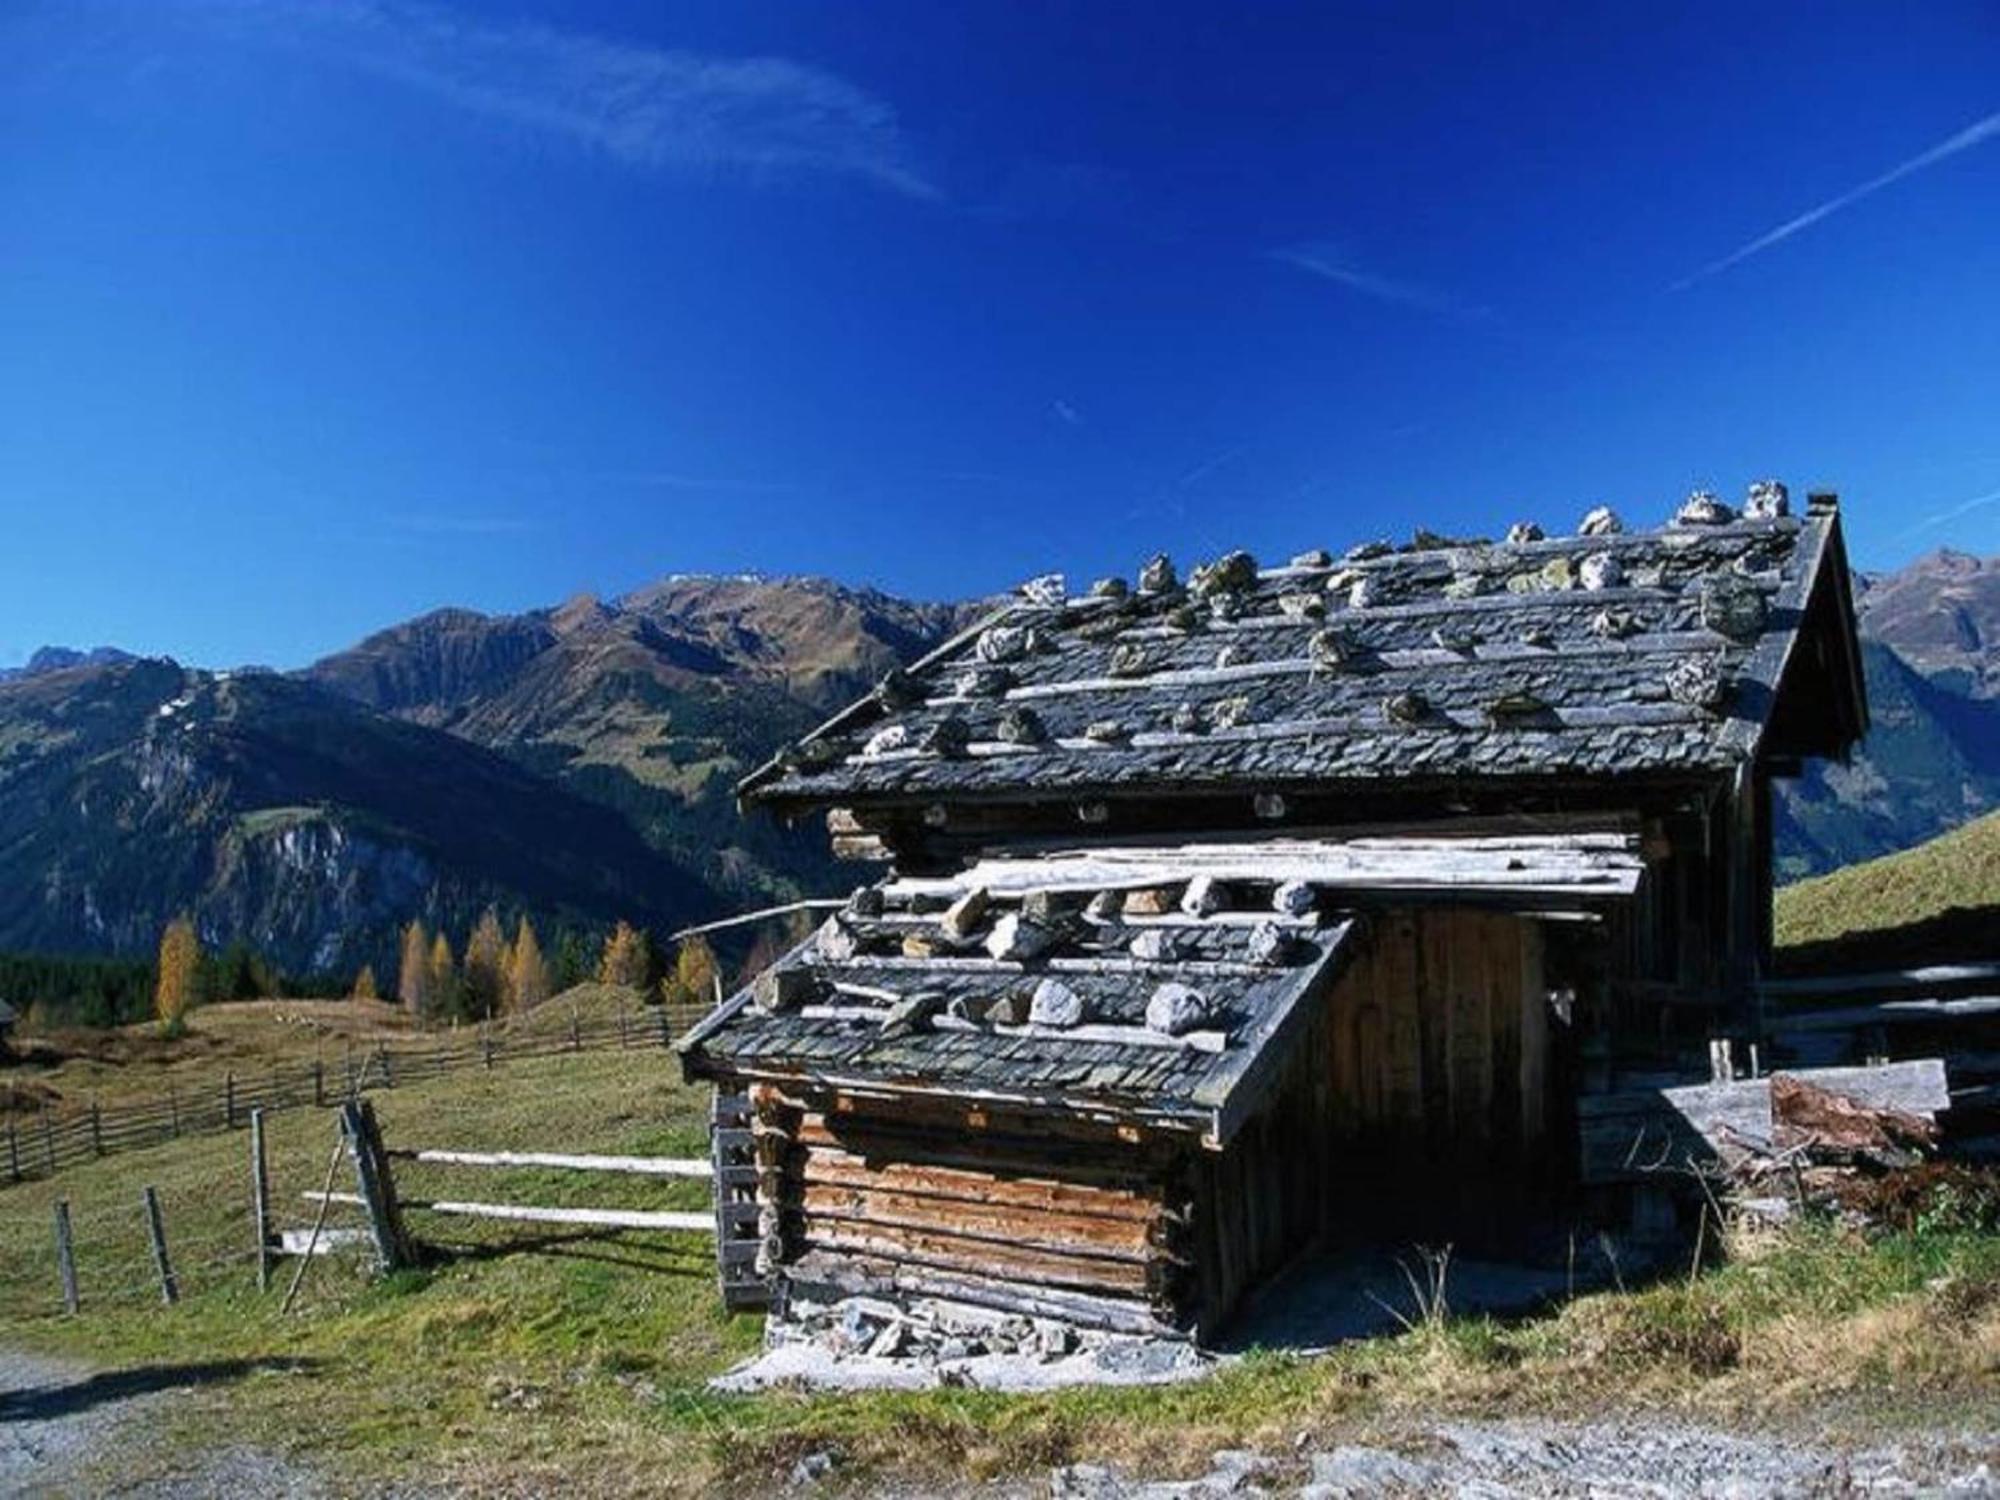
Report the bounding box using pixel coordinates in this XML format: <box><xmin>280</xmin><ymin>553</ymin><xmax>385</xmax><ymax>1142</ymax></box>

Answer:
<box><xmin>2</xmin><ymin>904</ymin><xmax>803</xmax><ymax>1036</ymax></box>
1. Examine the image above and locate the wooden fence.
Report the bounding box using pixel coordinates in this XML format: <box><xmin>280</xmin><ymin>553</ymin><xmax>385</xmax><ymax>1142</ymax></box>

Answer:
<box><xmin>3</xmin><ymin>1001</ymin><xmax>709</xmax><ymax>1189</ymax></box>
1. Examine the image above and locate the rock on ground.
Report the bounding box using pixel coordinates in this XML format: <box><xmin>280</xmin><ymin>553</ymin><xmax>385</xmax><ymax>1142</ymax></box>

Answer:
<box><xmin>1045</xmin><ymin>1419</ymin><xmax>2000</xmax><ymax>1499</ymax></box>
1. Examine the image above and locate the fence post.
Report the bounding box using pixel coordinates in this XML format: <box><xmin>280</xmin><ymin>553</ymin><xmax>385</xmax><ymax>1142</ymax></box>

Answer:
<box><xmin>481</xmin><ymin>1023</ymin><xmax>494</xmax><ymax>1070</ymax></box>
<box><xmin>53</xmin><ymin>1199</ymin><xmax>78</xmax><ymax>1315</ymax></box>
<box><xmin>250</xmin><ymin>1107</ymin><xmax>273</xmax><ymax>1292</ymax></box>
<box><xmin>142</xmin><ymin>1186</ymin><xmax>178</xmax><ymax>1306</ymax></box>
<box><xmin>343</xmin><ymin>1039</ymin><xmax>355</xmax><ymax>1101</ymax></box>
<box><xmin>656</xmin><ymin>1007</ymin><xmax>672</xmax><ymax>1048</ymax></box>
<box><xmin>90</xmin><ymin>1098</ymin><xmax>103</xmax><ymax>1157</ymax></box>
<box><xmin>225</xmin><ymin>1072</ymin><xmax>237</xmax><ymax>1130</ymax></box>
<box><xmin>313</xmin><ymin>1057</ymin><xmax>325</xmax><ymax>1108</ymax></box>
<box><xmin>340</xmin><ymin>1100</ymin><xmax>410</xmax><ymax>1272</ymax></box>
<box><xmin>7</xmin><ymin>1119</ymin><xmax>18</xmax><ymax>1184</ymax></box>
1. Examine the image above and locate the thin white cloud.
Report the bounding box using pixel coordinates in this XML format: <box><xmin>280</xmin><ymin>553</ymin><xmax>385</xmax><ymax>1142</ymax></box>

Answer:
<box><xmin>390</xmin><ymin>512</ymin><xmax>540</xmax><ymax>536</ymax></box>
<box><xmin>616</xmin><ymin>471</ymin><xmax>800</xmax><ymax>493</ymax></box>
<box><xmin>1675</xmin><ymin>109</ymin><xmax>2000</xmax><ymax>290</ymax></box>
<box><xmin>1051</xmin><ymin>399</ymin><xmax>1084</xmax><ymax>428</ymax></box>
<box><xmin>1897</xmin><ymin>486</ymin><xmax>2000</xmax><ymax>542</ymax></box>
<box><xmin>205</xmin><ymin>0</ymin><xmax>937</xmax><ymax>199</ymax></box>
<box><xmin>1268</xmin><ymin>245</ymin><xmax>1480</xmax><ymax>320</ymax></box>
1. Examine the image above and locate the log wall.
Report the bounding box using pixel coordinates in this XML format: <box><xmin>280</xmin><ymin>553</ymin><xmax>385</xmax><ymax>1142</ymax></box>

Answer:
<box><xmin>751</xmin><ymin>1086</ymin><xmax>1193</xmax><ymax>1331</ymax></box>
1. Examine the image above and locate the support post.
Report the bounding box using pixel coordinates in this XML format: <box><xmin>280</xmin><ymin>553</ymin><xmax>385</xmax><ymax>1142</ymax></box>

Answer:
<box><xmin>655</xmin><ymin>1007</ymin><xmax>672</xmax><ymax>1048</ymax></box>
<box><xmin>53</xmin><ymin>1199</ymin><xmax>78</xmax><ymax>1314</ymax></box>
<box><xmin>340</xmin><ymin>1100</ymin><xmax>411</xmax><ymax>1272</ymax></box>
<box><xmin>142</xmin><ymin>1186</ymin><xmax>177</xmax><ymax>1305</ymax></box>
<box><xmin>250</xmin><ymin>1107</ymin><xmax>273</xmax><ymax>1292</ymax></box>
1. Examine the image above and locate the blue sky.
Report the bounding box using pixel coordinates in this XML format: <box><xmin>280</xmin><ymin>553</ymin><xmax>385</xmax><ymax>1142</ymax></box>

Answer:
<box><xmin>3</xmin><ymin>1</ymin><xmax>1997</xmax><ymax>670</ymax></box>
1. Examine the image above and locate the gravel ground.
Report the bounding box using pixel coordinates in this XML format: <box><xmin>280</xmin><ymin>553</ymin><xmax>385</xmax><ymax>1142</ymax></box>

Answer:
<box><xmin>0</xmin><ymin>1348</ymin><xmax>341</xmax><ymax>1498</ymax></box>
<box><xmin>1042</xmin><ymin>1420</ymin><xmax>2000</xmax><ymax>1499</ymax></box>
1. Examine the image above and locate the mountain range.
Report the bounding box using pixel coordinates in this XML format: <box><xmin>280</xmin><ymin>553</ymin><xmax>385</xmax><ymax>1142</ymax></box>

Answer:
<box><xmin>1</xmin><ymin>551</ymin><xmax>1993</xmax><ymax>976</ymax></box>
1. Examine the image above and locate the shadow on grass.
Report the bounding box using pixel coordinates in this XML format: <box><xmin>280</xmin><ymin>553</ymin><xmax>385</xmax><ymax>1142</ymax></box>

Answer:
<box><xmin>426</xmin><ymin>1229</ymin><xmax>715</xmax><ymax>1279</ymax></box>
<box><xmin>0</xmin><ymin>1358</ymin><xmax>319</xmax><ymax>1424</ymax></box>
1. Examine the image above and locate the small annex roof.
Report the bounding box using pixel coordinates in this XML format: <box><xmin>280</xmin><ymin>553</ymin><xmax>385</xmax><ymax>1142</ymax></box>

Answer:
<box><xmin>740</xmin><ymin>484</ymin><xmax>1866</xmax><ymax>815</ymax></box>
<box><xmin>678</xmin><ymin>831</ymin><xmax>1643</xmax><ymax>1143</ymax></box>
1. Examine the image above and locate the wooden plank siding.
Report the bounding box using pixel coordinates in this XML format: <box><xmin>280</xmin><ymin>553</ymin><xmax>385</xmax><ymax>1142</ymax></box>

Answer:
<box><xmin>743</xmin><ymin>907</ymin><xmax>1555</xmax><ymax>1339</ymax></box>
<box><xmin>1313</xmin><ymin>909</ymin><xmax>1550</xmax><ymax>1238</ymax></box>
<box><xmin>752</xmin><ymin>1085</ymin><xmax>1187</xmax><ymax>1331</ymax></box>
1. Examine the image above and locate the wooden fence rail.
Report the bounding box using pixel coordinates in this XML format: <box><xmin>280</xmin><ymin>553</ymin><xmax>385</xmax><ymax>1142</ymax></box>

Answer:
<box><xmin>2</xmin><ymin>1002</ymin><xmax>708</xmax><ymax>1190</ymax></box>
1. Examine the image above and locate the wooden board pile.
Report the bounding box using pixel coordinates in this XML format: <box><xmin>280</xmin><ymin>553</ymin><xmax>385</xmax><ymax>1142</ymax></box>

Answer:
<box><xmin>1578</xmin><ymin>1060</ymin><xmax>1953</xmax><ymax>1224</ymax></box>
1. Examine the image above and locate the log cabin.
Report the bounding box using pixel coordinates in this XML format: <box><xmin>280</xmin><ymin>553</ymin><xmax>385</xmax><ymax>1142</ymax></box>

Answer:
<box><xmin>679</xmin><ymin>483</ymin><xmax>1869</xmax><ymax>1341</ymax></box>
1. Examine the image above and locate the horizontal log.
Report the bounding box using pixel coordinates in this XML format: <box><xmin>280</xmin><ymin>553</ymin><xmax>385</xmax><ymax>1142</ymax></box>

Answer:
<box><xmin>796</xmin><ymin>1219</ymin><xmax>1153</xmax><ymax>1295</ymax></box>
<box><xmin>796</xmin><ymin>1116</ymin><xmax>1165</xmax><ymax>1190</ymax></box>
<box><xmin>931</xmin><ymin>1012</ymin><xmax>1226</xmax><ymax>1054</ymax></box>
<box><xmin>802</xmin><ymin>1144</ymin><xmax>1164</xmax><ymax>1223</ymax></box>
<box><xmin>1769</xmin><ymin>996</ymin><xmax>2000</xmax><ymax>1034</ymax></box>
<box><xmin>786</xmin><ymin>1246</ymin><xmax>1173</xmax><ymax>1336</ymax></box>
<box><xmin>798</xmin><ymin>1181</ymin><xmax>1155</xmax><ymax>1260</ymax></box>
<box><xmin>881</xmin><ymin>835</ymin><xmax>1643</xmax><ymax>903</ymax></box>
<box><xmin>386</xmin><ymin>1148</ymin><xmax>712</xmax><ymax>1178</ymax></box>
<box><xmin>304</xmin><ymin>1191</ymin><xmax>714</xmax><ymax>1233</ymax></box>
<box><xmin>1762</xmin><ymin>963</ymin><xmax>2000</xmax><ymax>1001</ymax></box>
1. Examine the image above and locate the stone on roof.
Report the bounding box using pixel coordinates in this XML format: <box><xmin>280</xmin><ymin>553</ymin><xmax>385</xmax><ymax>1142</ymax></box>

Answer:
<box><xmin>739</xmin><ymin>484</ymin><xmax>1863</xmax><ymax>812</ymax></box>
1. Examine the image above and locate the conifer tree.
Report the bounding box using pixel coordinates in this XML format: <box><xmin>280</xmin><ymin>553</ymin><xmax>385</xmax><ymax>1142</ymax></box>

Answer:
<box><xmin>597</xmin><ymin>920</ymin><xmax>651</xmax><ymax>990</ymax></box>
<box><xmin>155</xmin><ymin>915</ymin><xmax>201</xmax><ymax>1032</ymax></box>
<box><xmin>463</xmin><ymin>907</ymin><xmax>508</xmax><ymax>1018</ymax></box>
<box><xmin>397</xmin><ymin>920</ymin><xmax>430</xmax><ymax>1018</ymax></box>
<box><xmin>509</xmin><ymin>916</ymin><xmax>550</xmax><ymax>1013</ymax></box>
<box><xmin>352</xmin><ymin>964</ymin><xmax>379</xmax><ymax>1001</ymax></box>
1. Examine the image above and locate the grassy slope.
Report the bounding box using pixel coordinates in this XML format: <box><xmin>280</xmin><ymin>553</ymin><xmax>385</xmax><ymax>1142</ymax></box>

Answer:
<box><xmin>4</xmin><ymin>985</ymin><xmax>665</xmax><ymax>1120</ymax></box>
<box><xmin>2</xmin><ymin>1051</ymin><xmax>1998</xmax><ymax>1496</ymax></box>
<box><xmin>1775</xmin><ymin>809</ymin><xmax>2000</xmax><ymax>954</ymax></box>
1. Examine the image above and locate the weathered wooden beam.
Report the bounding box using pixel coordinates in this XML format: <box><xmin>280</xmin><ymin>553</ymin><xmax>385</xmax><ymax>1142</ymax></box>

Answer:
<box><xmin>794</xmin><ymin>1220</ymin><xmax>1154</xmax><ymax>1295</ymax></box>
<box><xmin>1577</xmin><ymin>1059</ymin><xmax>1950</xmax><ymax>1184</ymax></box>
<box><xmin>931</xmin><ymin>1012</ymin><xmax>1226</xmax><ymax>1054</ymax></box>
<box><xmin>384</xmin><ymin>1148</ymin><xmax>713</xmax><ymax>1178</ymax></box>
<box><xmin>1771</xmin><ymin>996</ymin><xmax>2000</xmax><ymax>1033</ymax></box>
<box><xmin>786</xmin><ymin>1247</ymin><xmax>1173</xmax><ymax>1336</ymax></box>
<box><xmin>303</xmin><ymin>1192</ymin><xmax>716</xmax><ymax>1234</ymax></box>
<box><xmin>1762</xmin><ymin>964</ymin><xmax>2000</xmax><ymax>1001</ymax></box>
<box><xmin>800</xmin><ymin>1147</ymin><xmax>1163</xmax><ymax>1224</ymax></box>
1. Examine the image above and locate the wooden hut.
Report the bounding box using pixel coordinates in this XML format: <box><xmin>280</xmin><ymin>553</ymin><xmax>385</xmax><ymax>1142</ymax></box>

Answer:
<box><xmin>681</xmin><ymin>484</ymin><xmax>1868</xmax><ymax>1340</ymax></box>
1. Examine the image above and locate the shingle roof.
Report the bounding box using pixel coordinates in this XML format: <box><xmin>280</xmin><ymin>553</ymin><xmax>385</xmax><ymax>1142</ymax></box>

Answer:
<box><xmin>679</xmin><ymin>832</ymin><xmax>1644</xmax><ymax>1138</ymax></box>
<box><xmin>741</xmin><ymin>486</ymin><xmax>1863</xmax><ymax>812</ymax></box>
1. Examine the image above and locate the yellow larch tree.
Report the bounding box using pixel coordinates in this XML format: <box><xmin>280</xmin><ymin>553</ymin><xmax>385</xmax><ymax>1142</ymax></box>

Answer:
<box><xmin>397</xmin><ymin>919</ymin><xmax>430</xmax><ymax>1018</ymax></box>
<box><xmin>155</xmin><ymin>915</ymin><xmax>201</xmax><ymax>1032</ymax></box>
<box><xmin>509</xmin><ymin>916</ymin><xmax>550</xmax><ymax>1013</ymax></box>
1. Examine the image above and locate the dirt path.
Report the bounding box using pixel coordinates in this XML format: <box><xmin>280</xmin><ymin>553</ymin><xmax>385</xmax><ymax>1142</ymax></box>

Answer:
<box><xmin>1042</xmin><ymin>1419</ymin><xmax>2000</xmax><ymax>1498</ymax></box>
<box><xmin>0</xmin><ymin>1348</ymin><xmax>336</xmax><ymax>1498</ymax></box>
